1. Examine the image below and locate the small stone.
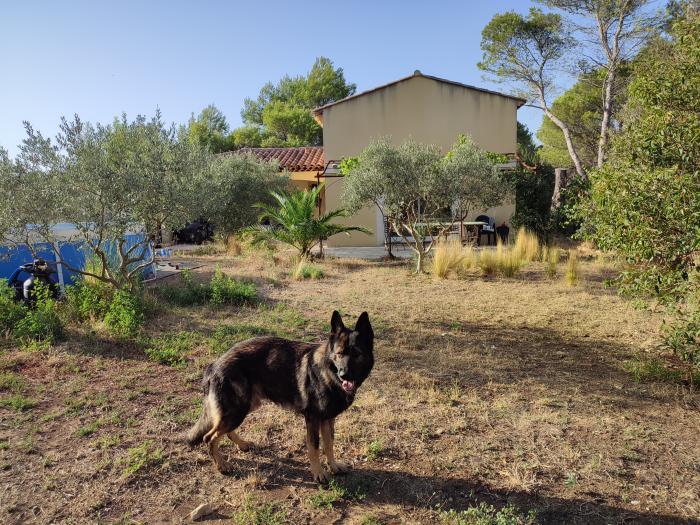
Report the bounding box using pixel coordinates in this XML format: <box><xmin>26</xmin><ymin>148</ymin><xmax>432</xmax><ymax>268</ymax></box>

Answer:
<box><xmin>189</xmin><ymin>503</ymin><xmax>215</xmax><ymax>521</ymax></box>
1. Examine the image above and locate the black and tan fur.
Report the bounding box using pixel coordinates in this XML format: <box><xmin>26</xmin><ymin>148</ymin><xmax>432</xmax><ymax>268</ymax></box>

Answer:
<box><xmin>185</xmin><ymin>310</ymin><xmax>374</xmax><ymax>482</ymax></box>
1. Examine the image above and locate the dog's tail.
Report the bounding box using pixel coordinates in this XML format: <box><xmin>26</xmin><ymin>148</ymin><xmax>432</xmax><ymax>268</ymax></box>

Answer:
<box><xmin>182</xmin><ymin>364</ymin><xmax>214</xmax><ymax>447</ymax></box>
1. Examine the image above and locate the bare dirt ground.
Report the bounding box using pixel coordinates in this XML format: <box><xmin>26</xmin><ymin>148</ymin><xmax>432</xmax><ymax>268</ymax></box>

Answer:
<box><xmin>1</xmin><ymin>249</ymin><xmax>699</xmax><ymax>524</ymax></box>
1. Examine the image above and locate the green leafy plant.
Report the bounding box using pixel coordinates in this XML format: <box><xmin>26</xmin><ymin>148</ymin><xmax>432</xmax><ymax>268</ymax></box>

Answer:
<box><xmin>245</xmin><ymin>184</ymin><xmax>369</xmax><ymax>258</ymax></box>
<box><xmin>104</xmin><ymin>289</ymin><xmax>144</xmax><ymax>338</ymax></box>
<box><xmin>210</xmin><ymin>266</ymin><xmax>257</xmax><ymax>306</ymax></box>
<box><xmin>13</xmin><ymin>282</ymin><xmax>62</xmax><ymax>344</ymax></box>
<box><xmin>0</xmin><ymin>279</ymin><xmax>26</xmax><ymax>337</ymax></box>
<box><xmin>439</xmin><ymin>502</ymin><xmax>538</xmax><ymax>525</ymax></box>
<box><xmin>64</xmin><ymin>280</ymin><xmax>111</xmax><ymax>321</ymax></box>
<box><xmin>292</xmin><ymin>260</ymin><xmax>324</xmax><ymax>280</ymax></box>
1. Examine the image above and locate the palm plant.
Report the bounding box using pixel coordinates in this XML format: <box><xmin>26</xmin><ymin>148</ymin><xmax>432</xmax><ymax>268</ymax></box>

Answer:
<box><xmin>244</xmin><ymin>184</ymin><xmax>370</xmax><ymax>258</ymax></box>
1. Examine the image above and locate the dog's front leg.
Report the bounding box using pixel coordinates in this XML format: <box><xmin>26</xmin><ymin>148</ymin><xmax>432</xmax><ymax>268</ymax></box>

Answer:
<box><xmin>321</xmin><ymin>418</ymin><xmax>349</xmax><ymax>474</ymax></box>
<box><xmin>305</xmin><ymin>416</ymin><xmax>328</xmax><ymax>483</ymax></box>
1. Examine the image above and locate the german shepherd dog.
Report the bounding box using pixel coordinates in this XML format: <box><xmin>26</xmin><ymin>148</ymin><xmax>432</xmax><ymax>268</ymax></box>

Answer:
<box><xmin>185</xmin><ymin>310</ymin><xmax>374</xmax><ymax>482</ymax></box>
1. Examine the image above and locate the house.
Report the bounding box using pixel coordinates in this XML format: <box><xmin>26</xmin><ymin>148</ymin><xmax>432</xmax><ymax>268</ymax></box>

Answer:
<box><xmin>242</xmin><ymin>70</ymin><xmax>525</xmax><ymax>247</ymax></box>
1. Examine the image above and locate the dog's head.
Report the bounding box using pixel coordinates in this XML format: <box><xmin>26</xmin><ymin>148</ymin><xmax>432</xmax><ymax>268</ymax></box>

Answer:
<box><xmin>327</xmin><ymin>310</ymin><xmax>374</xmax><ymax>395</ymax></box>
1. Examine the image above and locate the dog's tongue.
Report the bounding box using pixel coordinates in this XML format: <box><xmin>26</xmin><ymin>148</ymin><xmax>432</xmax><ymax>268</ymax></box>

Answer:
<box><xmin>341</xmin><ymin>380</ymin><xmax>356</xmax><ymax>393</ymax></box>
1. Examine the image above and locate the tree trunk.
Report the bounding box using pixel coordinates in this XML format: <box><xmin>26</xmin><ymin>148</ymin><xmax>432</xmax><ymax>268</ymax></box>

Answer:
<box><xmin>597</xmin><ymin>69</ymin><xmax>616</xmax><ymax>168</ymax></box>
<box><xmin>543</xmin><ymin>106</ymin><xmax>587</xmax><ymax>180</ymax></box>
<box><xmin>415</xmin><ymin>248</ymin><xmax>425</xmax><ymax>274</ymax></box>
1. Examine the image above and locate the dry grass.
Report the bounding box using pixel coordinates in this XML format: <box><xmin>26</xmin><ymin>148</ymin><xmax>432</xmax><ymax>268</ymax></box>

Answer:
<box><xmin>225</xmin><ymin>234</ymin><xmax>243</xmax><ymax>256</ymax></box>
<box><xmin>432</xmin><ymin>240</ymin><xmax>465</xmax><ymax>278</ymax></box>
<box><xmin>513</xmin><ymin>227</ymin><xmax>541</xmax><ymax>262</ymax></box>
<box><xmin>566</xmin><ymin>249</ymin><xmax>580</xmax><ymax>286</ymax></box>
<box><xmin>1</xmin><ymin>250</ymin><xmax>698</xmax><ymax>524</ymax></box>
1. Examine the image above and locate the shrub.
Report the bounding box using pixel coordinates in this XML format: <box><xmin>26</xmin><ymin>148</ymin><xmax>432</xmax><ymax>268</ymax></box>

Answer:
<box><xmin>439</xmin><ymin>502</ymin><xmax>538</xmax><ymax>525</ymax></box>
<box><xmin>565</xmin><ymin>250</ymin><xmax>579</xmax><ymax>287</ymax></box>
<box><xmin>64</xmin><ymin>280</ymin><xmax>111</xmax><ymax>321</ymax></box>
<box><xmin>663</xmin><ymin>302</ymin><xmax>699</xmax><ymax>367</ymax></box>
<box><xmin>13</xmin><ymin>282</ymin><xmax>62</xmax><ymax>344</ymax></box>
<box><xmin>210</xmin><ymin>266</ymin><xmax>257</xmax><ymax>306</ymax></box>
<box><xmin>0</xmin><ymin>279</ymin><xmax>26</xmax><ymax>337</ymax></box>
<box><xmin>104</xmin><ymin>289</ymin><xmax>144</xmax><ymax>338</ymax></box>
<box><xmin>478</xmin><ymin>250</ymin><xmax>499</xmax><ymax>277</ymax></box>
<box><xmin>293</xmin><ymin>260</ymin><xmax>324</xmax><ymax>281</ymax></box>
<box><xmin>433</xmin><ymin>241</ymin><xmax>465</xmax><ymax>279</ymax></box>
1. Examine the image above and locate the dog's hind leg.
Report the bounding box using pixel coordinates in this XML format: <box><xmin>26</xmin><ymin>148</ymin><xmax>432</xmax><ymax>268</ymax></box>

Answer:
<box><xmin>227</xmin><ymin>431</ymin><xmax>254</xmax><ymax>452</ymax></box>
<box><xmin>321</xmin><ymin>418</ymin><xmax>349</xmax><ymax>475</ymax></box>
<box><xmin>305</xmin><ymin>416</ymin><xmax>328</xmax><ymax>483</ymax></box>
<box><xmin>208</xmin><ymin>430</ymin><xmax>232</xmax><ymax>473</ymax></box>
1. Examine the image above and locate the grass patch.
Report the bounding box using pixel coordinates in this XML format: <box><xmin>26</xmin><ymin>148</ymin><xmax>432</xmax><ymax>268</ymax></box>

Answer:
<box><xmin>77</xmin><ymin>419</ymin><xmax>102</xmax><ymax>437</ymax></box>
<box><xmin>512</xmin><ymin>227</ymin><xmax>541</xmax><ymax>262</ymax></box>
<box><xmin>293</xmin><ymin>261</ymin><xmax>324</xmax><ymax>280</ymax></box>
<box><xmin>0</xmin><ymin>393</ymin><xmax>37</xmax><ymax>412</ymax></box>
<box><xmin>232</xmin><ymin>495</ymin><xmax>286</xmax><ymax>525</ymax></box>
<box><xmin>209</xmin><ymin>324</ymin><xmax>269</xmax><ymax>356</ymax></box>
<box><xmin>544</xmin><ymin>246</ymin><xmax>560</xmax><ymax>278</ymax></box>
<box><xmin>0</xmin><ymin>371</ymin><xmax>25</xmax><ymax>392</ymax></box>
<box><xmin>439</xmin><ymin>502</ymin><xmax>538</xmax><ymax>525</ymax></box>
<box><xmin>158</xmin><ymin>267</ymin><xmax>256</xmax><ymax>307</ymax></box>
<box><xmin>308</xmin><ymin>479</ymin><xmax>366</xmax><ymax>509</ymax></box>
<box><xmin>365</xmin><ymin>439</ymin><xmax>385</xmax><ymax>460</ymax></box>
<box><xmin>624</xmin><ymin>356</ymin><xmax>700</xmax><ymax>384</ymax></box>
<box><xmin>119</xmin><ymin>441</ymin><xmax>164</xmax><ymax>477</ymax></box>
<box><xmin>142</xmin><ymin>331</ymin><xmax>200</xmax><ymax>366</ymax></box>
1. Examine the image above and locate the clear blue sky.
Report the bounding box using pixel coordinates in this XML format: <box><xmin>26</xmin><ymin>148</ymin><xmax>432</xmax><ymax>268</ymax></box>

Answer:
<box><xmin>1</xmin><ymin>0</ymin><xmax>559</xmax><ymax>157</ymax></box>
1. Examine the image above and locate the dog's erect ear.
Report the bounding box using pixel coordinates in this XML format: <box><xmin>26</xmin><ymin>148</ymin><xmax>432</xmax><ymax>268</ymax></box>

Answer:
<box><xmin>354</xmin><ymin>311</ymin><xmax>373</xmax><ymax>342</ymax></box>
<box><xmin>330</xmin><ymin>310</ymin><xmax>345</xmax><ymax>334</ymax></box>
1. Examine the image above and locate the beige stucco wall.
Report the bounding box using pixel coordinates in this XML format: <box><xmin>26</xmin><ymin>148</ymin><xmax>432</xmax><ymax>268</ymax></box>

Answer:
<box><xmin>320</xmin><ymin>74</ymin><xmax>520</xmax><ymax>247</ymax></box>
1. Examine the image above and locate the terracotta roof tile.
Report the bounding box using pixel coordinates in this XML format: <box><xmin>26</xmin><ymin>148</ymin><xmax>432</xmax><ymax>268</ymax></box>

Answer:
<box><xmin>237</xmin><ymin>146</ymin><xmax>325</xmax><ymax>172</ymax></box>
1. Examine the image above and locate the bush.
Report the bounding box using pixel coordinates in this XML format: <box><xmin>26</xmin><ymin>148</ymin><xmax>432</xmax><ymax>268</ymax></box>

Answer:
<box><xmin>440</xmin><ymin>502</ymin><xmax>538</xmax><ymax>525</ymax></box>
<box><xmin>0</xmin><ymin>279</ymin><xmax>26</xmax><ymax>337</ymax></box>
<box><xmin>513</xmin><ymin>227</ymin><xmax>541</xmax><ymax>262</ymax></box>
<box><xmin>64</xmin><ymin>280</ymin><xmax>111</xmax><ymax>321</ymax></box>
<box><xmin>104</xmin><ymin>289</ymin><xmax>144</xmax><ymax>338</ymax></box>
<box><xmin>13</xmin><ymin>282</ymin><xmax>62</xmax><ymax>344</ymax></box>
<box><xmin>544</xmin><ymin>246</ymin><xmax>560</xmax><ymax>278</ymax></box>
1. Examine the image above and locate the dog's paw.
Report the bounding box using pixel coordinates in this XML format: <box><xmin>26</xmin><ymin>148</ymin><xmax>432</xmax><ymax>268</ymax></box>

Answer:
<box><xmin>216</xmin><ymin>461</ymin><xmax>234</xmax><ymax>475</ymax></box>
<box><xmin>236</xmin><ymin>440</ymin><xmax>254</xmax><ymax>452</ymax></box>
<box><xmin>329</xmin><ymin>461</ymin><xmax>350</xmax><ymax>475</ymax></box>
<box><xmin>311</xmin><ymin>467</ymin><xmax>330</xmax><ymax>484</ymax></box>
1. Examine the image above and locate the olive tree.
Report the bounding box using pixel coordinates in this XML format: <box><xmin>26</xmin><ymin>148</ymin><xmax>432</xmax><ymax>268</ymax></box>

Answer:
<box><xmin>0</xmin><ymin>112</ymin><xmax>206</xmax><ymax>291</ymax></box>
<box><xmin>343</xmin><ymin>136</ymin><xmax>503</xmax><ymax>273</ymax></box>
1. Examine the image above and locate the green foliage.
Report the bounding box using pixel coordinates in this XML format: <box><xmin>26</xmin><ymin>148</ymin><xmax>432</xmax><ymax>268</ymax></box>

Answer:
<box><xmin>439</xmin><ymin>502</ymin><xmax>538</xmax><ymax>525</ymax></box>
<box><xmin>0</xmin><ymin>393</ymin><xmax>37</xmax><ymax>412</ymax></box>
<box><xmin>13</xmin><ymin>282</ymin><xmax>62</xmax><ymax>344</ymax></box>
<box><xmin>209</xmin><ymin>266</ymin><xmax>257</xmax><ymax>306</ymax></box>
<box><xmin>186</xmin><ymin>104</ymin><xmax>234</xmax><ymax>153</ymax></box>
<box><xmin>158</xmin><ymin>268</ymin><xmax>256</xmax><ymax>308</ymax></box>
<box><xmin>143</xmin><ymin>332</ymin><xmax>200</xmax><ymax>366</ymax></box>
<box><xmin>232</xmin><ymin>496</ymin><xmax>286</xmax><ymax>525</ymax></box>
<box><xmin>624</xmin><ymin>356</ymin><xmax>700</xmax><ymax>384</ymax></box>
<box><xmin>0</xmin><ymin>111</ymin><xmax>207</xmax><ymax>292</ymax></box>
<box><xmin>344</xmin><ymin>136</ymin><xmax>502</xmax><ymax>273</ymax></box>
<box><xmin>201</xmin><ymin>152</ymin><xmax>288</xmax><ymax>236</ymax></box>
<box><xmin>365</xmin><ymin>439</ymin><xmax>385</xmax><ymax>460</ymax></box>
<box><xmin>104</xmin><ymin>289</ymin><xmax>144</xmax><ymax>338</ymax></box>
<box><xmin>235</xmin><ymin>57</ymin><xmax>355</xmax><ymax>147</ymax></box>
<box><xmin>64</xmin><ymin>280</ymin><xmax>111</xmax><ymax>321</ymax></box>
<box><xmin>0</xmin><ymin>279</ymin><xmax>26</xmax><ymax>336</ymax></box>
<box><xmin>245</xmin><ymin>184</ymin><xmax>369</xmax><ymax>258</ymax></box>
<box><xmin>536</xmin><ymin>69</ymin><xmax>622</xmax><ymax>168</ymax></box>
<box><xmin>575</xmin><ymin>15</ymin><xmax>699</xmax><ymax>363</ymax></box>
<box><xmin>502</xmin><ymin>164</ymin><xmax>555</xmax><ymax>238</ymax></box>
<box><xmin>479</xmin><ymin>8</ymin><xmax>571</xmax><ymax>100</ymax></box>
